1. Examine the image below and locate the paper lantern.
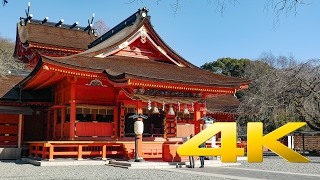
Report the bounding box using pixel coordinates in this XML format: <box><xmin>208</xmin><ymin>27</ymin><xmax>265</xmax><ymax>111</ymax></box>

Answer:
<box><xmin>134</xmin><ymin>120</ymin><xmax>144</xmax><ymax>135</ymax></box>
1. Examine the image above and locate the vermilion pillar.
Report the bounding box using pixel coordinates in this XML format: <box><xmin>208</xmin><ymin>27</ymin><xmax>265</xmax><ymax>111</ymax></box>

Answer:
<box><xmin>194</xmin><ymin>103</ymin><xmax>201</xmax><ymax>135</ymax></box>
<box><xmin>113</xmin><ymin>103</ymin><xmax>119</xmax><ymax>139</ymax></box>
<box><xmin>61</xmin><ymin>107</ymin><xmax>66</xmax><ymax>138</ymax></box>
<box><xmin>53</xmin><ymin>109</ymin><xmax>58</xmax><ymax>139</ymax></box>
<box><xmin>69</xmin><ymin>81</ymin><xmax>77</xmax><ymax>139</ymax></box>
<box><xmin>46</xmin><ymin>110</ymin><xmax>51</xmax><ymax>139</ymax></box>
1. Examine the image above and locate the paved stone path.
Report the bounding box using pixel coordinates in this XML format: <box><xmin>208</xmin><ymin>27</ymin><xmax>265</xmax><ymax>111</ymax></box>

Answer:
<box><xmin>164</xmin><ymin>166</ymin><xmax>320</xmax><ymax>180</ymax></box>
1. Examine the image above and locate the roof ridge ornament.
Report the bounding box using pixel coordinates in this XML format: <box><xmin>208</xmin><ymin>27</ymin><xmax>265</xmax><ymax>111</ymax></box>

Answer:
<box><xmin>20</xmin><ymin>2</ymin><xmax>32</xmax><ymax>26</ymax></box>
<box><xmin>140</xmin><ymin>26</ymin><xmax>147</xmax><ymax>43</ymax></box>
<box><xmin>139</xmin><ymin>7</ymin><xmax>149</xmax><ymax>18</ymax></box>
<box><xmin>84</xmin><ymin>13</ymin><xmax>96</xmax><ymax>35</ymax></box>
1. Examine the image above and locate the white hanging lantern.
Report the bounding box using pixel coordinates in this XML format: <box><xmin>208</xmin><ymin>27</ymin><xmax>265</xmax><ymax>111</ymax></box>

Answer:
<box><xmin>183</xmin><ymin>104</ymin><xmax>189</xmax><ymax>115</ymax></box>
<box><xmin>152</xmin><ymin>103</ymin><xmax>159</xmax><ymax>114</ymax></box>
<box><xmin>134</xmin><ymin>120</ymin><xmax>144</xmax><ymax>135</ymax></box>
<box><xmin>168</xmin><ymin>104</ymin><xmax>175</xmax><ymax>115</ymax></box>
<box><xmin>177</xmin><ymin>102</ymin><xmax>180</xmax><ymax>111</ymax></box>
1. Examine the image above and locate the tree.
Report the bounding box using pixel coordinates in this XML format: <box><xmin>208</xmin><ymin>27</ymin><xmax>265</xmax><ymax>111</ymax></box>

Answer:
<box><xmin>0</xmin><ymin>36</ymin><xmax>25</xmax><ymax>78</ymax></box>
<box><xmin>93</xmin><ymin>19</ymin><xmax>110</xmax><ymax>37</ymax></box>
<box><xmin>2</xmin><ymin>0</ymin><xmax>7</xmax><ymax>6</ymax></box>
<box><xmin>237</xmin><ymin>53</ymin><xmax>320</xmax><ymax>132</ymax></box>
<box><xmin>200</xmin><ymin>57</ymin><xmax>250</xmax><ymax>77</ymax></box>
<box><xmin>201</xmin><ymin>53</ymin><xmax>320</xmax><ymax>132</ymax></box>
<box><xmin>128</xmin><ymin>0</ymin><xmax>309</xmax><ymax>20</ymax></box>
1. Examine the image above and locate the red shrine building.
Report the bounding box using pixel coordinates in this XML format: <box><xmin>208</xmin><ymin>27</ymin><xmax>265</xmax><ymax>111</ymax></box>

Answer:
<box><xmin>0</xmin><ymin>7</ymin><xmax>251</xmax><ymax>161</ymax></box>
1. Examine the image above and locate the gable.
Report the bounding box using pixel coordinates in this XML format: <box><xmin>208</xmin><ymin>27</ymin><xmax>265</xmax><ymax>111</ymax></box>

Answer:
<box><xmin>95</xmin><ymin>26</ymin><xmax>185</xmax><ymax>67</ymax></box>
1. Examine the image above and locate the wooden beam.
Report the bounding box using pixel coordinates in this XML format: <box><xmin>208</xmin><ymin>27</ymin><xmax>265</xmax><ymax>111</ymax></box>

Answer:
<box><xmin>33</xmin><ymin>72</ymin><xmax>57</xmax><ymax>90</ymax></box>
<box><xmin>47</xmin><ymin>110</ymin><xmax>51</xmax><ymax>140</ymax></box>
<box><xmin>53</xmin><ymin>109</ymin><xmax>58</xmax><ymax>139</ymax></box>
<box><xmin>194</xmin><ymin>103</ymin><xmax>201</xmax><ymax>135</ymax></box>
<box><xmin>69</xmin><ymin>81</ymin><xmax>77</xmax><ymax>139</ymax></box>
<box><xmin>18</xmin><ymin>114</ymin><xmax>23</xmax><ymax>148</ymax></box>
<box><xmin>61</xmin><ymin>107</ymin><xmax>66</xmax><ymax>138</ymax></box>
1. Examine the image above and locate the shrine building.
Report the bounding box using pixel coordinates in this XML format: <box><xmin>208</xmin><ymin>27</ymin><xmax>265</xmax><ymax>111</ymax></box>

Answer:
<box><xmin>0</xmin><ymin>7</ymin><xmax>251</xmax><ymax>161</ymax></box>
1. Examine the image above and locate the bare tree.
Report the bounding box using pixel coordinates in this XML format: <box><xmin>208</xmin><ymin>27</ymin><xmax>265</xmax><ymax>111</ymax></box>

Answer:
<box><xmin>237</xmin><ymin>52</ymin><xmax>320</xmax><ymax>132</ymax></box>
<box><xmin>0</xmin><ymin>36</ymin><xmax>25</xmax><ymax>78</ymax></box>
<box><xmin>2</xmin><ymin>0</ymin><xmax>8</xmax><ymax>6</ymax></box>
<box><xmin>128</xmin><ymin>0</ymin><xmax>310</xmax><ymax>20</ymax></box>
<box><xmin>93</xmin><ymin>19</ymin><xmax>110</xmax><ymax>37</ymax></box>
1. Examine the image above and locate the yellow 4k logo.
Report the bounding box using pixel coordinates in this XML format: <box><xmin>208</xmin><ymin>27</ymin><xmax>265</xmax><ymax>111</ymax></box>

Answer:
<box><xmin>177</xmin><ymin>122</ymin><xmax>309</xmax><ymax>163</ymax></box>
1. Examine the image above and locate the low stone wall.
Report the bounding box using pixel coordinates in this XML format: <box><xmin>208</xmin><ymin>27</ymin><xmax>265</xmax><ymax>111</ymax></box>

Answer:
<box><xmin>294</xmin><ymin>135</ymin><xmax>320</xmax><ymax>151</ymax></box>
<box><xmin>0</xmin><ymin>148</ymin><xmax>21</xmax><ymax>159</ymax></box>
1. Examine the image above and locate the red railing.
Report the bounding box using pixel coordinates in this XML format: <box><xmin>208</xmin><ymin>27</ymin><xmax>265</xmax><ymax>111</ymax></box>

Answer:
<box><xmin>29</xmin><ymin>142</ymin><xmax>124</xmax><ymax>160</ymax></box>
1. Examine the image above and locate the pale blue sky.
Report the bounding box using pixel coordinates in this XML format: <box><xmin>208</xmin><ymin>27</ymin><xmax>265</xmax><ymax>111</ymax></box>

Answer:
<box><xmin>1</xmin><ymin>1</ymin><xmax>319</xmax><ymax>67</ymax></box>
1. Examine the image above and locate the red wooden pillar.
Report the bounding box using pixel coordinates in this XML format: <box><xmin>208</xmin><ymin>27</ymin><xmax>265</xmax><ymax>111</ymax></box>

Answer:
<box><xmin>194</xmin><ymin>103</ymin><xmax>201</xmax><ymax>135</ymax></box>
<box><xmin>136</xmin><ymin>100</ymin><xmax>143</xmax><ymax>157</ymax></box>
<box><xmin>200</xmin><ymin>109</ymin><xmax>206</xmax><ymax>131</ymax></box>
<box><xmin>61</xmin><ymin>107</ymin><xmax>66</xmax><ymax>138</ymax></box>
<box><xmin>46</xmin><ymin>110</ymin><xmax>51</xmax><ymax>140</ymax></box>
<box><xmin>113</xmin><ymin>103</ymin><xmax>119</xmax><ymax>139</ymax></box>
<box><xmin>53</xmin><ymin>109</ymin><xmax>58</xmax><ymax>139</ymax></box>
<box><xmin>69</xmin><ymin>81</ymin><xmax>77</xmax><ymax>139</ymax></box>
<box><xmin>18</xmin><ymin>114</ymin><xmax>23</xmax><ymax>148</ymax></box>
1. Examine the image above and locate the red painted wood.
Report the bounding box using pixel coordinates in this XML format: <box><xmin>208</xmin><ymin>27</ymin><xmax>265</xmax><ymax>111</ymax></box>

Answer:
<box><xmin>75</xmin><ymin>122</ymin><xmax>113</xmax><ymax>137</ymax></box>
<box><xmin>55</xmin><ymin>124</ymin><xmax>61</xmax><ymax>138</ymax></box>
<box><xmin>0</xmin><ymin>125</ymin><xmax>18</xmax><ymax>134</ymax></box>
<box><xmin>63</xmin><ymin>122</ymin><xmax>70</xmax><ymax>138</ymax></box>
<box><xmin>0</xmin><ymin>114</ymin><xmax>19</xmax><ymax>124</ymax></box>
<box><xmin>0</xmin><ymin>136</ymin><xmax>18</xmax><ymax>141</ymax></box>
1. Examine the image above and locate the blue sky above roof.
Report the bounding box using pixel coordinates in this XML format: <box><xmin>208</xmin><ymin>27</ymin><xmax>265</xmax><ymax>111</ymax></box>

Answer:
<box><xmin>1</xmin><ymin>1</ymin><xmax>319</xmax><ymax>67</ymax></box>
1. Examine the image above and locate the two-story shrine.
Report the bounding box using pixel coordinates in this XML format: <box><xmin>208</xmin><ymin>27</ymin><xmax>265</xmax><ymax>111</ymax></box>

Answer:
<box><xmin>0</xmin><ymin>7</ymin><xmax>251</xmax><ymax>161</ymax></box>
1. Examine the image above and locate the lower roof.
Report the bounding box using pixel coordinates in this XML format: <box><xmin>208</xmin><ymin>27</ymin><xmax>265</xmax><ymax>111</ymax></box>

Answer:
<box><xmin>39</xmin><ymin>55</ymin><xmax>251</xmax><ymax>89</ymax></box>
<box><xmin>0</xmin><ymin>105</ymin><xmax>33</xmax><ymax>115</ymax></box>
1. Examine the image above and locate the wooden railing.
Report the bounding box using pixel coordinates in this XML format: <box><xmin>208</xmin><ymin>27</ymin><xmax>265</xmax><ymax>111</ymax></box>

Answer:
<box><xmin>123</xmin><ymin>142</ymin><xmax>163</xmax><ymax>159</ymax></box>
<box><xmin>29</xmin><ymin>142</ymin><xmax>125</xmax><ymax>160</ymax></box>
<box><xmin>29</xmin><ymin>141</ymin><xmax>166</xmax><ymax>161</ymax></box>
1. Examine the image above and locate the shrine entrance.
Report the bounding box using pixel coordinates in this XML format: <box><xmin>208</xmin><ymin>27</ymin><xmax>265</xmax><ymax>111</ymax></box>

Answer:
<box><xmin>124</xmin><ymin>112</ymin><xmax>165</xmax><ymax>137</ymax></box>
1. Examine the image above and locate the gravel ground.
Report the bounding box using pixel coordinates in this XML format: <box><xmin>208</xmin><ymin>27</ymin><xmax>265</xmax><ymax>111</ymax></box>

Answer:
<box><xmin>0</xmin><ymin>160</ymin><xmax>227</xmax><ymax>180</ymax></box>
<box><xmin>1</xmin><ymin>156</ymin><xmax>319</xmax><ymax>180</ymax></box>
<box><xmin>237</xmin><ymin>156</ymin><xmax>320</xmax><ymax>175</ymax></box>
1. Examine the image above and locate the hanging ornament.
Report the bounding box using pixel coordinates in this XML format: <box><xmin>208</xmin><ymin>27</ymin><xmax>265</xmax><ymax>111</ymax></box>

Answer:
<box><xmin>177</xmin><ymin>102</ymin><xmax>180</xmax><ymax>111</ymax></box>
<box><xmin>162</xmin><ymin>101</ymin><xmax>165</xmax><ymax>111</ymax></box>
<box><xmin>148</xmin><ymin>100</ymin><xmax>151</xmax><ymax>110</ymax></box>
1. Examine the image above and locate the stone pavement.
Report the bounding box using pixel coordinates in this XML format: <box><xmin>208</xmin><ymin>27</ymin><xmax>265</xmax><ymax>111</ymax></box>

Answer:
<box><xmin>20</xmin><ymin>156</ymin><xmax>320</xmax><ymax>179</ymax></box>
<box><xmin>164</xmin><ymin>166</ymin><xmax>320</xmax><ymax>180</ymax></box>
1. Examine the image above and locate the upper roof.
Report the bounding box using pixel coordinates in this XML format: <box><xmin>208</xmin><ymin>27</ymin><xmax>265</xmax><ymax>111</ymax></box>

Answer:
<box><xmin>18</xmin><ymin>7</ymin><xmax>252</xmax><ymax>94</ymax></box>
<box><xmin>16</xmin><ymin>18</ymin><xmax>97</xmax><ymax>50</ymax></box>
<box><xmin>81</xmin><ymin>7</ymin><xmax>197</xmax><ymax>68</ymax></box>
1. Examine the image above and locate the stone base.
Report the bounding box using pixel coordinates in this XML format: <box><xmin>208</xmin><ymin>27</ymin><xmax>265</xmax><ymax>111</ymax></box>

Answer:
<box><xmin>0</xmin><ymin>148</ymin><xmax>21</xmax><ymax>160</ymax></box>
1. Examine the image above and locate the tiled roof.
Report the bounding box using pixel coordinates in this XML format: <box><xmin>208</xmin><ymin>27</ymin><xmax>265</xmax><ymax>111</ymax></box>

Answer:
<box><xmin>81</xmin><ymin>8</ymin><xmax>197</xmax><ymax>68</ymax></box>
<box><xmin>206</xmin><ymin>95</ymin><xmax>240</xmax><ymax>113</ymax></box>
<box><xmin>41</xmin><ymin>55</ymin><xmax>251</xmax><ymax>88</ymax></box>
<box><xmin>0</xmin><ymin>76</ymin><xmax>25</xmax><ymax>97</ymax></box>
<box><xmin>17</xmin><ymin>19</ymin><xmax>97</xmax><ymax>50</ymax></box>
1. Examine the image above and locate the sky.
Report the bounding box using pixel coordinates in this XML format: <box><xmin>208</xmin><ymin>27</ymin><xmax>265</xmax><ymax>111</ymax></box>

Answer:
<box><xmin>0</xmin><ymin>0</ymin><xmax>319</xmax><ymax>67</ymax></box>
